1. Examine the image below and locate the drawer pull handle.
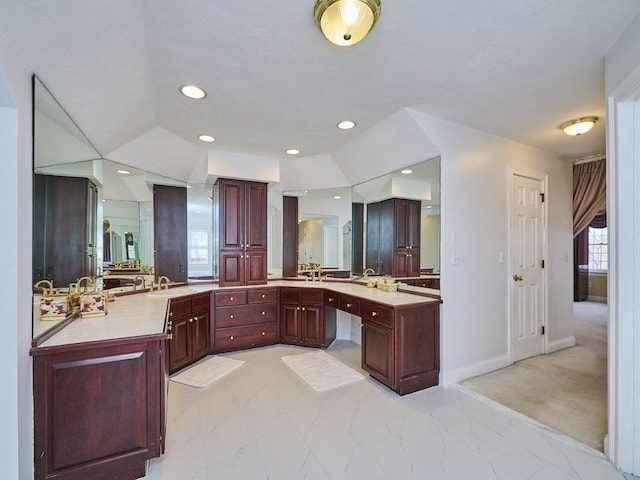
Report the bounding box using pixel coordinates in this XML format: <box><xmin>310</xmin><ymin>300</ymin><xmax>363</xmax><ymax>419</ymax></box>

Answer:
<box><xmin>230</xmin><ymin>335</ymin><xmax>234</xmax><ymax>340</ymax></box>
<box><xmin>261</xmin><ymin>331</ymin><xmax>265</xmax><ymax>336</ymax></box>
<box><xmin>372</xmin><ymin>311</ymin><xmax>378</xmax><ymax>317</ymax></box>
<box><xmin>261</xmin><ymin>294</ymin><xmax>266</xmax><ymax>298</ymax></box>
<box><xmin>261</xmin><ymin>311</ymin><xmax>266</xmax><ymax>315</ymax></box>
<box><xmin>347</xmin><ymin>303</ymin><xmax>353</xmax><ymax>308</ymax></box>
<box><xmin>230</xmin><ymin>314</ymin><xmax>234</xmax><ymax>319</ymax></box>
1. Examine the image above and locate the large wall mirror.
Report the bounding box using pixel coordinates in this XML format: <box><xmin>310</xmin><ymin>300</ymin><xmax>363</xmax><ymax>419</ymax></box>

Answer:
<box><xmin>353</xmin><ymin>156</ymin><xmax>441</xmax><ymax>274</ymax></box>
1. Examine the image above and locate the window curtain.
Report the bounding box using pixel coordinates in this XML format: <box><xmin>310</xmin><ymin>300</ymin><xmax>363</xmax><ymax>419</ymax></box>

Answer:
<box><xmin>573</xmin><ymin>159</ymin><xmax>606</xmax><ymax>237</ymax></box>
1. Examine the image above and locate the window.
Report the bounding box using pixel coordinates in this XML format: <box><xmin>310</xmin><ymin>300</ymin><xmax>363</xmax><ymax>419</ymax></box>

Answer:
<box><xmin>189</xmin><ymin>228</ymin><xmax>210</xmax><ymax>264</ymax></box>
<box><xmin>588</xmin><ymin>227</ymin><xmax>608</xmax><ymax>271</ymax></box>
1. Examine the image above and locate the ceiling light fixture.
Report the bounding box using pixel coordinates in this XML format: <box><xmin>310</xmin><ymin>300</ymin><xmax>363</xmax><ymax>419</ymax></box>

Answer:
<box><xmin>559</xmin><ymin>116</ymin><xmax>598</xmax><ymax>136</ymax></box>
<box><xmin>314</xmin><ymin>0</ymin><xmax>381</xmax><ymax>46</ymax></box>
<box><xmin>337</xmin><ymin>120</ymin><xmax>356</xmax><ymax>130</ymax></box>
<box><xmin>116</xmin><ymin>169</ymin><xmax>130</xmax><ymax>175</ymax></box>
<box><xmin>198</xmin><ymin>134</ymin><xmax>215</xmax><ymax>143</ymax></box>
<box><xmin>286</xmin><ymin>149</ymin><xmax>301</xmax><ymax>155</ymax></box>
<box><xmin>401</xmin><ymin>169</ymin><xmax>413</xmax><ymax>175</ymax></box>
<box><xmin>179</xmin><ymin>84</ymin><xmax>207</xmax><ymax>99</ymax></box>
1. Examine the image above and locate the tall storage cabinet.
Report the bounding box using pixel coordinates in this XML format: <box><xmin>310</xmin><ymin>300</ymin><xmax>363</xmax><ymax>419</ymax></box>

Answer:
<box><xmin>153</xmin><ymin>184</ymin><xmax>188</xmax><ymax>282</ymax></box>
<box><xmin>213</xmin><ymin>178</ymin><xmax>268</xmax><ymax>287</ymax></box>
<box><xmin>33</xmin><ymin>174</ymin><xmax>98</xmax><ymax>286</ymax></box>
<box><xmin>366</xmin><ymin>198</ymin><xmax>421</xmax><ymax>277</ymax></box>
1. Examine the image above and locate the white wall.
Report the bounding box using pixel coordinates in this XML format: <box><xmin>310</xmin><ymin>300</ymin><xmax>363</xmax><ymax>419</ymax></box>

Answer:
<box><xmin>407</xmin><ymin>109</ymin><xmax>574</xmax><ymax>383</ymax></box>
<box><xmin>0</xmin><ymin>37</ymin><xmax>35</xmax><ymax>479</ymax></box>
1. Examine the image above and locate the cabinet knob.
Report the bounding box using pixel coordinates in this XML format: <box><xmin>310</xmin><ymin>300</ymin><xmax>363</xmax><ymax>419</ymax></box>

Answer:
<box><xmin>193</xmin><ymin>316</ymin><xmax>198</xmax><ymax>321</ymax></box>
<box><xmin>296</xmin><ymin>306</ymin><xmax>300</xmax><ymax>311</ymax></box>
<box><xmin>347</xmin><ymin>303</ymin><xmax>353</xmax><ymax>308</ymax></box>
<box><xmin>230</xmin><ymin>314</ymin><xmax>234</xmax><ymax>319</ymax></box>
<box><xmin>302</xmin><ymin>307</ymin><xmax>306</xmax><ymax>311</ymax></box>
<box><xmin>372</xmin><ymin>311</ymin><xmax>378</xmax><ymax>317</ymax></box>
<box><xmin>189</xmin><ymin>318</ymin><xmax>193</xmax><ymax>323</ymax></box>
<box><xmin>261</xmin><ymin>331</ymin><xmax>265</xmax><ymax>336</ymax></box>
<box><xmin>261</xmin><ymin>294</ymin><xmax>266</xmax><ymax>298</ymax></box>
<box><xmin>169</xmin><ymin>312</ymin><xmax>173</xmax><ymax>317</ymax></box>
<box><xmin>329</xmin><ymin>298</ymin><xmax>335</xmax><ymax>302</ymax></box>
<box><xmin>261</xmin><ymin>311</ymin><xmax>266</xmax><ymax>315</ymax></box>
<box><xmin>167</xmin><ymin>334</ymin><xmax>173</xmax><ymax>340</ymax></box>
<box><xmin>230</xmin><ymin>296</ymin><xmax>234</xmax><ymax>301</ymax></box>
<box><xmin>230</xmin><ymin>335</ymin><xmax>234</xmax><ymax>340</ymax></box>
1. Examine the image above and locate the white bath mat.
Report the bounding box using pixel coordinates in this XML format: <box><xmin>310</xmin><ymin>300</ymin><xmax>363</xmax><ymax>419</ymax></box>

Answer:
<box><xmin>281</xmin><ymin>350</ymin><xmax>365</xmax><ymax>392</ymax></box>
<box><xmin>170</xmin><ymin>355</ymin><xmax>245</xmax><ymax>388</ymax></box>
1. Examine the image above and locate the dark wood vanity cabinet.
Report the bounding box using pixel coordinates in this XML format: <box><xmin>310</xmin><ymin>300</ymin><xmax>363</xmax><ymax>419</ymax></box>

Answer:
<box><xmin>360</xmin><ymin>300</ymin><xmax>440</xmax><ymax>395</ymax></box>
<box><xmin>214</xmin><ymin>178</ymin><xmax>268</xmax><ymax>287</ymax></box>
<box><xmin>154</xmin><ymin>184</ymin><xmax>188</xmax><ymax>282</ymax></box>
<box><xmin>366</xmin><ymin>198</ymin><xmax>421</xmax><ymax>277</ymax></box>
<box><xmin>281</xmin><ymin>287</ymin><xmax>335</xmax><ymax>348</ymax></box>
<box><xmin>213</xmin><ymin>287</ymin><xmax>279</xmax><ymax>352</ymax></box>
<box><xmin>33</xmin><ymin>174</ymin><xmax>98</xmax><ymax>286</ymax></box>
<box><xmin>168</xmin><ymin>292</ymin><xmax>211</xmax><ymax>374</ymax></box>
<box><xmin>32</xmin><ymin>336</ymin><xmax>166</xmax><ymax>480</ymax></box>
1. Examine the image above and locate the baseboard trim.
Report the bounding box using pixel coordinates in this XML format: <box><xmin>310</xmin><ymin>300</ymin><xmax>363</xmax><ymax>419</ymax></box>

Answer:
<box><xmin>442</xmin><ymin>354</ymin><xmax>510</xmax><ymax>386</ymax></box>
<box><xmin>548</xmin><ymin>336</ymin><xmax>576</xmax><ymax>353</ymax></box>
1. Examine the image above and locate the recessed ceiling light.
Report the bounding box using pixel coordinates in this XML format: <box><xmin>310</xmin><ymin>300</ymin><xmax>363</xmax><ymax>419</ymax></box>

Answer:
<box><xmin>333</xmin><ymin>195</ymin><xmax>342</xmax><ymax>200</ymax></box>
<box><xmin>286</xmin><ymin>149</ymin><xmax>301</xmax><ymax>155</ymax></box>
<box><xmin>401</xmin><ymin>169</ymin><xmax>413</xmax><ymax>175</ymax></box>
<box><xmin>337</xmin><ymin>120</ymin><xmax>356</xmax><ymax>130</ymax></box>
<box><xmin>117</xmin><ymin>169</ymin><xmax>130</xmax><ymax>175</ymax></box>
<box><xmin>426</xmin><ymin>205</ymin><xmax>432</xmax><ymax>209</ymax></box>
<box><xmin>179</xmin><ymin>84</ymin><xmax>207</xmax><ymax>99</ymax></box>
<box><xmin>198</xmin><ymin>134</ymin><xmax>215</xmax><ymax>143</ymax></box>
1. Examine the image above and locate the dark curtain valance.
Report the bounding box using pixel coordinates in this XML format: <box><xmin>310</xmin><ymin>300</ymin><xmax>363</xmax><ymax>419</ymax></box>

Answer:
<box><xmin>573</xmin><ymin>159</ymin><xmax>606</xmax><ymax>238</ymax></box>
<box><xmin>590</xmin><ymin>212</ymin><xmax>607</xmax><ymax>229</ymax></box>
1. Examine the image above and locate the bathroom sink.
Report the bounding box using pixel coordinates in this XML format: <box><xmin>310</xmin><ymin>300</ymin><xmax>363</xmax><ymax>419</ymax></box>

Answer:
<box><xmin>146</xmin><ymin>287</ymin><xmax>196</xmax><ymax>298</ymax></box>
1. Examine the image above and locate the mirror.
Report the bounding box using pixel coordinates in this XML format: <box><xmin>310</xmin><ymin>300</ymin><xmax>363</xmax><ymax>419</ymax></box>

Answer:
<box><xmin>353</xmin><ymin>156</ymin><xmax>441</xmax><ymax>275</ymax></box>
<box><xmin>283</xmin><ymin>187</ymin><xmax>352</xmax><ymax>276</ymax></box>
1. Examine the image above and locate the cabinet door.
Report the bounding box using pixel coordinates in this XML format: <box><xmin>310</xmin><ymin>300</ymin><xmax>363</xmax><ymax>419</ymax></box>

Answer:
<box><xmin>191</xmin><ymin>310</ymin><xmax>210</xmax><ymax>361</ymax></box>
<box><xmin>394</xmin><ymin>199</ymin><xmax>411</xmax><ymax>250</ymax></box>
<box><xmin>217</xmin><ymin>179</ymin><xmax>244</xmax><ymax>249</ymax></box>
<box><xmin>362</xmin><ymin>321</ymin><xmax>393</xmax><ymax>387</ymax></box>
<box><xmin>301</xmin><ymin>305</ymin><xmax>323</xmax><ymax>347</ymax></box>
<box><xmin>393</xmin><ymin>251</ymin><xmax>420</xmax><ymax>277</ymax></box>
<box><xmin>218</xmin><ymin>251</ymin><xmax>245</xmax><ymax>286</ymax></box>
<box><xmin>406</xmin><ymin>200</ymin><xmax>421</xmax><ymax>249</ymax></box>
<box><xmin>169</xmin><ymin>314</ymin><xmax>192</xmax><ymax>373</ymax></box>
<box><xmin>244</xmin><ymin>181</ymin><xmax>267</xmax><ymax>249</ymax></box>
<box><xmin>280</xmin><ymin>303</ymin><xmax>301</xmax><ymax>344</ymax></box>
<box><xmin>365</xmin><ymin>201</ymin><xmax>381</xmax><ymax>272</ymax></box>
<box><xmin>245</xmin><ymin>249</ymin><xmax>267</xmax><ymax>285</ymax></box>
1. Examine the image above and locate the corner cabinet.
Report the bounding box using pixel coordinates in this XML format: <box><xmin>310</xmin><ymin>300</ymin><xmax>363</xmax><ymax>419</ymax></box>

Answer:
<box><xmin>213</xmin><ymin>178</ymin><xmax>268</xmax><ymax>287</ymax></box>
<box><xmin>366</xmin><ymin>198</ymin><xmax>421</xmax><ymax>277</ymax></box>
<box><xmin>167</xmin><ymin>292</ymin><xmax>212</xmax><ymax>374</ymax></box>
<box><xmin>31</xmin><ymin>335</ymin><xmax>166</xmax><ymax>480</ymax></box>
<box><xmin>280</xmin><ymin>287</ymin><xmax>336</xmax><ymax>348</ymax></box>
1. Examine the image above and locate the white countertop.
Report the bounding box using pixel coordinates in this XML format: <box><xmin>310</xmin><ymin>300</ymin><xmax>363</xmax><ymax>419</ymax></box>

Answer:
<box><xmin>36</xmin><ymin>280</ymin><xmax>440</xmax><ymax>350</ymax></box>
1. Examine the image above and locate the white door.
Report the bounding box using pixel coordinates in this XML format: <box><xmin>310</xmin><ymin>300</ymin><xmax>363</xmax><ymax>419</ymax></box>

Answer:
<box><xmin>511</xmin><ymin>172</ymin><xmax>546</xmax><ymax>362</ymax></box>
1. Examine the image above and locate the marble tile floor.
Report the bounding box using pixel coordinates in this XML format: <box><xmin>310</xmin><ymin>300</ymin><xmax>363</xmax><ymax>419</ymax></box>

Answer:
<box><xmin>144</xmin><ymin>341</ymin><xmax>628</xmax><ymax>480</ymax></box>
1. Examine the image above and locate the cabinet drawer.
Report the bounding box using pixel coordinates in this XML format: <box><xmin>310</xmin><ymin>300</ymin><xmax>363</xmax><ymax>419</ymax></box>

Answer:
<box><xmin>324</xmin><ymin>291</ymin><xmax>340</xmax><ymax>307</ymax></box>
<box><xmin>215</xmin><ymin>304</ymin><xmax>277</xmax><ymax>328</ymax></box>
<box><xmin>361</xmin><ymin>301</ymin><xmax>393</xmax><ymax>327</ymax></box>
<box><xmin>192</xmin><ymin>292</ymin><xmax>211</xmax><ymax>312</ymax></box>
<box><xmin>215</xmin><ymin>322</ymin><xmax>278</xmax><ymax>352</ymax></box>
<box><xmin>247</xmin><ymin>288</ymin><xmax>278</xmax><ymax>304</ymax></box>
<box><xmin>169</xmin><ymin>297</ymin><xmax>192</xmax><ymax>317</ymax></box>
<box><xmin>339</xmin><ymin>294</ymin><xmax>361</xmax><ymax>316</ymax></box>
<box><xmin>301</xmin><ymin>289</ymin><xmax>322</xmax><ymax>305</ymax></box>
<box><xmin>214</xmin><ymin>290</ymin><xmax>247</xmax><ymax>306</ymax></box>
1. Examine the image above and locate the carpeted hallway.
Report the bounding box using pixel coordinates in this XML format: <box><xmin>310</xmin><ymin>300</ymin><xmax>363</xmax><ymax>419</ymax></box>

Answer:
<box><xmin>461</xmin><ymin>301</ymin><xmax>607</xmax><ymax>451</ymax></box>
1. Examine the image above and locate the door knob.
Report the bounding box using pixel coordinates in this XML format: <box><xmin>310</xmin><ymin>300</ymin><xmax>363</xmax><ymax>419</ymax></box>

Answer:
<box><xmin>513</xmin><ymin>274</ymin><xmax>523</xmax><ymax>282</ymax></box>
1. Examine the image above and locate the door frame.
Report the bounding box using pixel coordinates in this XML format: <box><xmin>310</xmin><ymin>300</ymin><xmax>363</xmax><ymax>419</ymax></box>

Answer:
<box><xmin>507</xmin><ymin>166</ymin><xmax>549</xmax><ymax>363</ymax></box>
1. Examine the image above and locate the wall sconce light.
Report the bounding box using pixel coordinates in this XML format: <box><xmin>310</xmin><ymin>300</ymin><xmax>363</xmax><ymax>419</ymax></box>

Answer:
<box><xmin>559</xmin><ymin>116</ymin><xmax>598</xmax><ymax>136</ymax></box>
<box><xmin>314</xmin><ymin>0</ymin><xmax>381</xmax><ymax>46</ymax></box>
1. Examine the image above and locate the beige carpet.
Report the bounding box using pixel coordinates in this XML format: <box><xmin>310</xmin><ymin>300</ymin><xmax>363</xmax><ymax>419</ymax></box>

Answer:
<box><xmin>461</xmin><ymin>301</ymin><xmax>607</xmax><ymax>451</ymax></box>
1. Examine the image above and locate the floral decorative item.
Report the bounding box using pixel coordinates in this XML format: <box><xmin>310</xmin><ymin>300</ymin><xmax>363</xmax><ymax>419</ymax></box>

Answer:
<box><xmin>80</xmin><ymin>291</ymin><xmax>108</xmax><ymax>318</ymax></box>
<box><xmin>34</xmin><ymin>280</ymin><xmax>71</xmax><ymax>320</ymax></box>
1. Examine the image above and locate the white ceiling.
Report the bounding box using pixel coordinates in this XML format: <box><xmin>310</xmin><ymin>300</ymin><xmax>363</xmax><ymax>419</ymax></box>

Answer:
<box><xmin>2</xmin><ymin>0</ymin><xmax>639</xmax><ymax>177</ymax></box>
